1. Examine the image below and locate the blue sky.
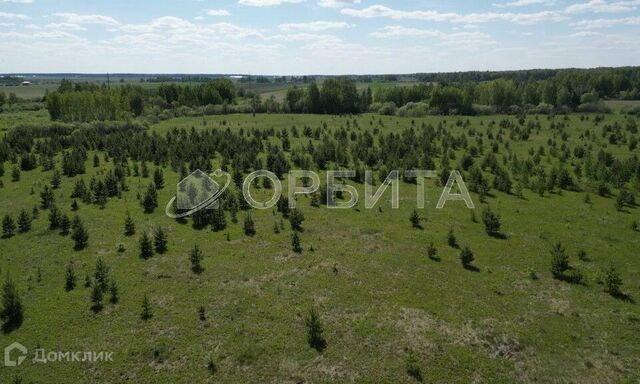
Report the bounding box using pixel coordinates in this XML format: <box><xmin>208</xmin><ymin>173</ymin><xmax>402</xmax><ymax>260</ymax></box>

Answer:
<box><xmin>0</xmin><ymin>0</ymin><xmax>639</xmax><ymax>74</ymax></box>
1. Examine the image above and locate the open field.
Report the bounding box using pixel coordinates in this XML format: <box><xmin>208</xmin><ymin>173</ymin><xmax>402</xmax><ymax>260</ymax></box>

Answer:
<box><xmin>1</xmin><ymin>111</ymin><xmax>639</xmax><ymax>383</ymax></box>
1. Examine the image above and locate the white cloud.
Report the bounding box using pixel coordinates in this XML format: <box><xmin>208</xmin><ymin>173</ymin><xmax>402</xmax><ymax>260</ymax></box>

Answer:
<box><xmin>369</xmin><ymin>25</ymin><xmax>495</xmax><ymax>48</ymax></box>
<box><xmin>369</xmin><ymin>26</ymin><xmax>442</xmax><ymax>38</ymax></box>
<box><xmin>318</xmin><ymin>0</ymin><xmax>360</xmax><ymax>8</ymax></box>
<box><xmin>570</xmin><ymin>15</ymin><xmax>640</xmax><ymax>28</ymax></box>
<box><xmin>44</xmin><ymin>22</ymin><xmax>87</xmax><ymax>31</ymax></box>
<box><xmin>238</xmin><ymin>0</ymin><xmax>305</xmax><ymax>6</ymax></box>
<box><xmin>0</xmin><ymin>0</ymin><xmax>33</xmax><ymax>3</ymax></box>
<box><xmin>565</xmin><ymin>0</ymin><xmax>638</xmax><ymax>13</ymax></box>
<box><xmin>0</xmin><ymin>11</ymin><xmax>29</xmax><ymax>20</ymax></box>
<box><xmin>341</xmin><ymin>5</ymin><xmax>567</xmax><ymax>24</ymax></box>
<box><xmin>493</xmin><ymin>0</ymin><xmax>556</xmax><ymax>7</ymax></box>
<box><xmin>570</xmin><ymin>30</ymin><xmax>603</xmax><ymax>36</ymax></box>
<box><xmin>278</xmin><ymin>20</ymin><xmax>353</xmax><ymax>31</ymax></box>
<box><xmin>53</xmin><ymin>13</ymin><xmax>119</xmax><ymax>26</ymax></box>
<box><xmin>206</xmin><ymin>9</ymin><xmax>231</xmax><ymax>16</ymax></box>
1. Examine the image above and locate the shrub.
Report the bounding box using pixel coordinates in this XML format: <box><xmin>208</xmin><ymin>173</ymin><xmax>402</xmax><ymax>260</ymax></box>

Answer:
<box><xmin>482</xmin><ymin>207</ymin><xmax>501</xmax><ymax>235</ymax></box>
<box><xmin>292</xmin><ymin>231</ymin><xmax>303</xmax><ymax>253</ymax></box>
<box><xmin>1</xmin><ymin>277</ymin><xmax>24</xmax><ymax>331</ymax></box>
<box><xmin>460</xmin><ymin>246</ymin><xmax>475</xmax><ymax>268</ymax></box>
<box><xmin>153</xmin><ymin>226</ymin><xmax>168</xmax><ymax>254</ymax></box>
<box><xmin>405</xmin><ymin>351</ymin><xmax>423</xmax><ymax>382</ymax></box>
<box><xmin>410</xmin><ymin>210</ymin><xmax>421</xmax><ymax>228</ymax></box>
<box><xmin>139</xmin><ymin>232</ymin><xmax>154</xmax><ymax>259</ymax></box>
<box><xmin>550</xmin><ymin>242</ymin><xmax>569</xmax><ymax>278</ymax></box>
<box><xmin>243</xmin><ymin>214</ymin><xmax>256</xmax><ymax>236</ymax></box>
<box><xmin>65</xmin><ymin>262</ymin><xmax>76</xmax><ymax>291</ymax></box>
<box><xmin>190</xmin><ymin>245</ymin><xmax>204</xmax><ymax>274</ymax></box>
<box><xmin>603</xmin><ymin>265</ymin><xmax>622</xmax><ymax>296</ymax></box>
<box><xmin>141</xmin><ymin>295</ymin><xmax>153</xmax><ymax>321</ymax></box>
<box><xmin>305</xmin><ymin>307</ymin><xmax>326</xmax><ymax>352</ymax></box>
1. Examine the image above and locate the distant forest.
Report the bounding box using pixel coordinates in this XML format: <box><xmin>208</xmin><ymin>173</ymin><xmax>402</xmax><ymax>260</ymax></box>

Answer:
<box><xmin>3</xmin><ymin>67</ymin><xmax>639</xmax><ymax>122</ymax></box>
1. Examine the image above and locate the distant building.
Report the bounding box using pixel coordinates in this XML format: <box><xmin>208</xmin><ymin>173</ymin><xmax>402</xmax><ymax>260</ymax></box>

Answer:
<box><xmin>21</xmin><ymin>81</ymin><xmax>31</xmax><ymax>86</ymax></box>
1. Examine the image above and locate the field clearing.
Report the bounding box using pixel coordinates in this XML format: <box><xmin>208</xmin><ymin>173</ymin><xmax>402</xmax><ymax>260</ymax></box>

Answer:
<box><xmin>604</xmin><ymin>99</ymin><xmax>640</xmax><ymax>112</ymax></box>
<box><xmin>0</xmin><ymin>111</ymin><xmax>639</xmax><ymax>382</ymax></box>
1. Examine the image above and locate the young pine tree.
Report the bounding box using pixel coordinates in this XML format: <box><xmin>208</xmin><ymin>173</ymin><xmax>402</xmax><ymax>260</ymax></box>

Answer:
<box><xmin>447</xmin><ymin>227</ymin><xmax>457</xmax><ymax>248</ymax></box>
<box><xmin>460</xmin><ymin>246</ymin><xmax>475</xmax><ymax>268</ymax></box>
<box><xmin>17</xmin><ymin>209</ymin><xmax>31</xmax><ymax>233</ymax></box>
<box><xmin>139</xmin><ymin>232</ymin><xmax>154</xmax><ymax>259</ymax></box>
<box><xmin>153</xmin><ymin>168</ymin><xmax>165</xmax><ymax>190</ymax></box>
<box><xmin>48</xmin><ymin>205</ymin><xmax>61</xmax><ymax>229</ymax></box>
<box><xmin>289</xmin><ymin>209</ymin><xmax>305</xmax><ymax>231</ymax></box>
<box><xmin>305</xmin><ymin>307</ymin><xmax>326</xmax><ymax>352</ymax></box>
<box><xmin>59</xmin><ymin>213</ymin><xmax>71</xmax><ymax>236</ymax></box>
<box><xmin>71</xmin><ymin>216</ymin><xmax>89</xmax><ymax>250</ymax></box>
<box><xmin>2</xmin><ymin>214</ymin><xmax>16</xmax><ymax>238</ymax></box>
<box><xmin>292</xmin><ymin>231</ymin><xmax>303</xmax><ymax>253</ymax></box>
<box><xmin>410</xmin><ymin>210</ymin><xmax>421</xmax><ymax>228</ymax></box>
<box><xmin>65</xmin><ymin>261</ymin><xmax>76</xmax><ymax>291</ymax></box>
<box><xmin>94</xmin><ymin>257</ymin><xmax>110</xmax><ymax>292</ymax></box>
<box><xmin>550</xmin><ymin>242</ymin><xmax>569</xmax><ymax>278</ymax></box>
<box><xmin>141</xmin><ymin>183</ymin><xmax>158</xmax><ymax>213</ymax></box>
<box><xmin>1</xmin><ymin>277</ymin><xmax>24</xmax><ymax>330</ymax></box>
<box><xmin>243</xmin><ymin>214</ymin><xmax>256</xmax><ymax>236</ymax></box>
<box><xmin>109</xmin><ymin>280</ymin><xmax>119</xmax><ymax>304</ymax></box>
<box><xmin>190</xmin><ymin>245</ymin><xmax>204</xmax><ymax>274</ymax></box>
<box><xmin>40</xmin><ymin>185</ymin><xmax>54</xmax><ymax>209</ymax></box>
<box><xmin>482</xmin><ymin>206</ymin><xmax>502</xmax><ymax>235</ymax></box>
<box><xmin>141</xmin><ymin>295</ymin><xmax>153</xmax><ymax>321</ymax></box>
<box><xmin>603</xmin><ymin>265</ymin><xmax>623</xmax><ymax>297</ymax></box>
<box><xmin>154</xmin><ymin>226</ymin><xmax>168</xmax><ymax>254</ymax></box>
<box><xmin>124</xmin><ymin>211</ymin><xmax>136</xmax><ymax>236</ymax></box>
<box><xmin>427</xmin><ymin>242</ymin><xmax>439</xmax><ymax>261</ymax></box>
<box><xmin>90</xmin><ymin>284</ymin><xmax>103</xmax><ymax>312</ymax></box>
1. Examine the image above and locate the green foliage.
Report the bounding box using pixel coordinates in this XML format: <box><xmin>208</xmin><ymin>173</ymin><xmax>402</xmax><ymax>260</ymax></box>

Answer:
<box><xmin>289</xmin><ymin>208</ymin><xmax>305</xmax><ymax>231</ymax></box>
<box><xmin>139</xmin><ymin>232</ymin><xmax>154</xmax><ymax>259</ymax></box>
<box><xmin>65</xmin><ymin>262</ymin><xmax>76</xmax><ymax>291</ymax></box>
<box><xmin>17</xmin><ymin>209</ymin><xmax>31</xmax><ymax>233</ymax></box>
<box><xmin>71</xmin><ymin>216</ymin><xmax>89</xmax><ymax>250</ymax></box>
<box><xmin>410</xmin><ymin>210</ymin><xmax>421</xmax><ymax>228</ymax></box>
<box><xmin>190</xmin><ymin>245</ymin><xmax>204</xmax><ymax>274</ymax></box>
<box><xmin>550</xmin><ymin>242</ymin><xmax>569</xmax><ymax>278</ymax></box>
<box><xmin>2</xmin><ymin>214</ymin><xmax>16</xmax><ymax>238</ymax></box>
<box><xmin>291</xmin><ymin>231</ymin><xmax>302</xmax><ymax>253</ymax></box>
<box><xmin>603</xmin><ymin>265</ymin><xmax>623</xmax><ymax>296</ymax></box>
<box><xmin>141</xmin><ymin>295</ymin><xmax>152</xmax><ymax>321</ymax></box>
<box><xmin>124</xmin><ymin>211</ymin><xmax>136</xmax><ymax>236</ymax></box>
<box><xmin>243</xmin><ymin>214</ymin><xmax>256</xmax><ymax>236</ymax></box>
<box><xmin>405</xmin><ymin>351</ymin><xmax>423</xmax><ymax>382</ymax></box>
<box><xmin>460</xmin><ymin>246</ymin><xmax>475</xmax><ymax>268</ymax></box>
<box><xmin>305</xmin><ymin>307</ymin><xmax>326</xmax><ymax>352</ymax></box>
<box><xmin>482</xmin><ymin>206</ymin><xmax>502</xmax><ymax>235</ymax></box>
<box><xmin>153</xmin><ymin>226</ymin><xmax>168</xmax><ymax>254</ymax></box>
<box><xmin>1</xmin><ymin>276</ymin><xmax>24</xmax><ymax>331</ymax></box>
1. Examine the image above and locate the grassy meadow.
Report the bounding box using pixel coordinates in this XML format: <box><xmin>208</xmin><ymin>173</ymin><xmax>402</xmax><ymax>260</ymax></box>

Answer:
<box><xmin>0</xmin><ymin>112</ymin><xmax>639</xmax><ymax>383</ymax></box>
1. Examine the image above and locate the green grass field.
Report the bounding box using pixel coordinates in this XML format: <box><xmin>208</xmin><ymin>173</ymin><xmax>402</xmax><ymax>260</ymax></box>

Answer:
<box><xmin>0</xmin><ymin>112</ymin><xmax>639</xmax><ymax>383</ymax></box>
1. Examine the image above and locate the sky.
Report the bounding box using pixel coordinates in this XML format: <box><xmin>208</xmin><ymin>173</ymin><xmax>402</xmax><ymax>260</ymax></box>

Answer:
<box><xmin>0</xmin><ymin>0</ymin><xmax>639</xmax><ymax>74</ymax></box>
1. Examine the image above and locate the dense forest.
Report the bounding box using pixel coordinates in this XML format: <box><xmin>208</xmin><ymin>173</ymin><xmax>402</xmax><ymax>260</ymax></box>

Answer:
<box><xmin>2</xmin><ymin>67</ymin><xmax>638</xmax><ymax>123</ymax></box>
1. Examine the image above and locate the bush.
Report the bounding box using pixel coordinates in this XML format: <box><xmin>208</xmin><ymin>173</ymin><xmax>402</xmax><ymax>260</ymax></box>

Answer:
<box><xmin>305</xmin><ymin>307</ymin><xmax>326</xmax><ymax>352</ymax></box>
<box><xmin>1</xmin><ymin>277</ymin><xmax>24</xmax><ymax>331</ymax></box>
<box><xmin>550</xmin><ymin>242</ymin><xmax>569</xmax><ymax>278</ymax></box>
<box><xmin>460</xmin><ymin>246</ymin><xmax>475</xmax><ymax>268</ymax></box>
<box><xmin>397</xmin><ymin>102</ymin><xmax>430</xmax><ymax>118</ymax></box>
<box><xmin>603</xmin><ymin>265</ymin><xmax>622</xmax><ymax>296</ymax></box>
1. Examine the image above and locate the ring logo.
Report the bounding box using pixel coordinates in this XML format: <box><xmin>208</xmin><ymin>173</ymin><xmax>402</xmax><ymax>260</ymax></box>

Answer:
<box><xmin>165</xmin><ymin>169</ymin><xmax>231</xmax><ymax>219</ymax></box>
<box><xmin>4</xmin><ymin>342</ymin><xmax>27</xmax><ymax>367</ymax></box>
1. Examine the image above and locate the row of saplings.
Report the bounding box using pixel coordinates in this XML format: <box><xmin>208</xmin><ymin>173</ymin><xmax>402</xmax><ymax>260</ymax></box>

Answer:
<box><xmin>408</xmin><ymin>206</ymin><xmax>502</xmax><ymax>271</ymax></box>
<box><xmin>408</xmin><ymin>205</ymin><xmax>627</xmax><ymax>300</ymax></box>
